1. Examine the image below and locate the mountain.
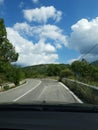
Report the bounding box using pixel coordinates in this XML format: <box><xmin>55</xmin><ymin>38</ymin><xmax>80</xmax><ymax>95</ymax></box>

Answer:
<box><xmin>23</xmin><ymin>64</ymin><xmax>69</xmax><ymax>78</ymax></box>
<box><xmin>91</xmin><ymin>60</ymin><xmax>98</xmax><ymax>66</ymax></box>
<box><xmin>23</xmin><ymin>64</ymin><xmax>49</xmax><ymax>78</ymax></box>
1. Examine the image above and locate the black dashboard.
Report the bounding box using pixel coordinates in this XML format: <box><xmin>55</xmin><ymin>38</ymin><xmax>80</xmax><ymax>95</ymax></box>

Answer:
<box><xmin>0</xmin><ymin>104</ymin><xmax>98</xmax><ymax>130</ymax></box>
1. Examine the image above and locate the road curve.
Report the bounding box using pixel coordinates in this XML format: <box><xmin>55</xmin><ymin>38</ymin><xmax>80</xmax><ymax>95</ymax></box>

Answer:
<box><xmin>0</xmin><ymin>79</ymin><xmax>82</xmax><ymax>104</ymax></box>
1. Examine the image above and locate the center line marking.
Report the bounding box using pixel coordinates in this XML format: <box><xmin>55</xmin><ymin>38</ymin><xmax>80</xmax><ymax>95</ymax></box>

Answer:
<box><xmin>38</xmin><ymin>86</ymin><xmax>47</xmax><ymax>99</ymax></box>
<box><xmin>13</xmin><ymin>81</ymin><xmax>41</xmax><ymax>102</ymax></box>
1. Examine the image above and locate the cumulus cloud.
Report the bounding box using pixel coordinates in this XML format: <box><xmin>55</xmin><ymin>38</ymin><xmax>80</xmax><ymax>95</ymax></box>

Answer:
<box><xmin>69</xmin><ymin>17</ymin><xmax>98</xmax><ymax>62</ymax></box>
<box><xmin>23</xmin><ymin>6</ymin><xmax>62</xmax><ymax>23</ymax></box>
<box><xmin>8</xmin><ymin>16</ymin><xmax>98</xmax><ymax>65</ymax></box>
<box><xmin>13</xmin><ymin>22</ymin><xmax>31</xmax><ymax>35</ymax></box>
<box><xmin>6</xmin><ymin>27</ymin><xmax>58</xmax><ymax>66</ymax></box>
<box><xmin>13</xmin><ymin>22</ymin><xmax>68</xmax><ymax>48</ymax></box>
<box><xmin>38</xmin><ymin>24</ymin><xmax>68</xmax><ymax>46</ymax></box>
<box><xmin>8</xmin><ymin>6</ymin><xmax>98</xmax><ymax>65</ymax></box>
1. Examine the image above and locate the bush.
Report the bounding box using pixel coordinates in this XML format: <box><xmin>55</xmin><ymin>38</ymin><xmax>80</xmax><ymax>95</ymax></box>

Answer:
<box><xmin>60</xmin><ymin>69</ymin><xmax>74</xmax><ymax>78</ymax></box>
<box><xmin>6</xmin><ymin>66</ymin><xmax>25</xmax><ymax>86</ymax></box>
<box><xmin>3</xmin><ymin>85</ymin><xmax>9</xmax><ymax>90</ymax></box>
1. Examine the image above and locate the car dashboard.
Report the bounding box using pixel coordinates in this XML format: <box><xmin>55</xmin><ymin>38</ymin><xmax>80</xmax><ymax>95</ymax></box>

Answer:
<box><xmin>0</xmin><ymin>103</ymin><xmax>98</xmax><ymax>130</ymax></box>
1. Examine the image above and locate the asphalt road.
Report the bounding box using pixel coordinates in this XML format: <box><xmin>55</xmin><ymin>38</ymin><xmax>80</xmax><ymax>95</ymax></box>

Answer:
<box><xmin>0</xmin><ymin>79</ymin><xmax>82</xmax><ymax>104</ymax></box>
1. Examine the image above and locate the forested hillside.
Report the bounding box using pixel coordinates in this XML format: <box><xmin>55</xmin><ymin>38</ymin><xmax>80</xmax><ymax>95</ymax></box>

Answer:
<box><xmin>23</xmin><ymin>61</ymin><xmax>98</xmax><ymax>86</ymax></box>
<box><xmin>23</xmin><ymin>64</ymin><xmax>70</xmax><ymax>78</ymax></box>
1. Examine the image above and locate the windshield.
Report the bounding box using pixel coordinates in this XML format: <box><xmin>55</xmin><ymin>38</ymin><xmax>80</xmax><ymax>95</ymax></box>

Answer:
<box><xmin>0</xmin><ymin>0</ymin><xmax>98</xmax><ymax>105</ymax></box>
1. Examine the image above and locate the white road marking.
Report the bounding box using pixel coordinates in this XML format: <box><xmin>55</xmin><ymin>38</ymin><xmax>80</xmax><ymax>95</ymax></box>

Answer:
<box><xmin>13</xmin><ymin>81</ymin><xmax>41</xmax><ymax>102</ymax></box>
<box><xmin>38</xmin><ymin>86</ymin><xmax>47</xmax><ymax>99</ymax></box>
<box><xmin>59</xmin><ymin>82</ymin><xmax>83</xmax><ymax>103</ymax></box>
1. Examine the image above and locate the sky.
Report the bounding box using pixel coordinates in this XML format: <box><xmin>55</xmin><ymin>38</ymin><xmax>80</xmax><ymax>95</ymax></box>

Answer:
<box><xmin>0</xmin><ymin>0</ymin><xmax>98</xmax><ymax>66</ymax></box>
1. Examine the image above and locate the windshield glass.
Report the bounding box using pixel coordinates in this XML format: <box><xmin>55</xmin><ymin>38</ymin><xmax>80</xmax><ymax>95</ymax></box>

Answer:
<box><xmin>0</xmin><ymin>0</ymin><xmax>98</xmax><ymax>105</ymax></box>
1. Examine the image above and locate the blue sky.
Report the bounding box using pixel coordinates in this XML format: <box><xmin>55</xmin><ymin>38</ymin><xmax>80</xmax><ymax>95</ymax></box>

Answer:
<box><xmin>0</xmin><ymin>0</ymin><xmax>98</xmax><ymax>66</ymax></box>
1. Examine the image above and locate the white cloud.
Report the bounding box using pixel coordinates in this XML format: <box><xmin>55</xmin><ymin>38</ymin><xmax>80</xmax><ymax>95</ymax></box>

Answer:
<box><xmin>0</xmin><ymin>0</ymin><xmax>4</xmax><ymax>5</ymax></box>
<box><xmin>23</xmin><ymin>6</ymin><xmax>62</xmax><ymax>23</ymax></box>
<box><xmin>13</xmin><ymin>23</ymin><xmax>68</xmax><ymax>48</ymax></box>
<box><xmin>6</xmin><ymin>27</ymin><xmax>58</xmax><ymax>66</ymax></box>
<box><xmin>32</xmin><ymin>0</ymin><xmax>39</xmax><ymax>4</ymax></box>
<box><xmin>9</xmin><ymin>16</ymin><xmax>98</xmax><ymax>65</ymax></box>
<box><xmin>38</xmin><ymin>24</ymin><xmax>68</xmax><ymax>46</ymax></box>
<box><xmin>33</xmin><ymin>39</ymin><xmax>56</xmax><ymax>53</ymax></box>
<box><xmin>69</xmin><ymin>17</ymin><xmax>98</xmax><ymax>62</ymax></box>
<box><xmin>13</xmin><ymin>22</ymin><xmax>31</xmax><ymax>35</ymax></box>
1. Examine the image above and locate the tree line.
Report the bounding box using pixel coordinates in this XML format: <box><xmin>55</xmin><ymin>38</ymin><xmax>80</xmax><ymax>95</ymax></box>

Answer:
<box><xmin>23</xmin><ymin>59</ymin><xmax>98</xmax><ymax>86</ymax></box>
<box><xmin>46</xmin><ymin>61</ymin><xmax>98</xmax><ymax>85</ymax></box>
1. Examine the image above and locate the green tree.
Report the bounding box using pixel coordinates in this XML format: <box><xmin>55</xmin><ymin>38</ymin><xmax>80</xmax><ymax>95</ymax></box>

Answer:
<box><xmin>13</xmin><ymin>67</ymin><xmax>25</xmax><ymax>85</ymax></box>
<box><xmin>60</xmin><ymin>68</ymin><xmax>74</xmax><ymax>79</ymax></box>
<box><xmin>71</xmin><ymin>60</ymin><xmax>95</xmax><ymax>82</ymax></box>
<box><xmin>0</xmin><ymin>19</ymin><xmax>18</xmax><ymax>63</ymax></box>
<box><xmin>91</xmin><ymin>67</ymin><xmax>98</xmax><ymax>81</ymax></box>
<box><xmin>6</xmin><ymin>66</ymin><xmax>25</xmax><ymax>85</ymax></box>
<box><xmin>0</xmin><ymin>19</ymin><xmax>22</xmax><ymax>85</ymax></box>
<box><xmin>47</xmin><ymin>64</ymin><xmax>61</xmax><ymax>76</ymax></box>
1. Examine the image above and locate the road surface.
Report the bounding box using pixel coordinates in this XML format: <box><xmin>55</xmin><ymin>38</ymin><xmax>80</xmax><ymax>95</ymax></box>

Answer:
<box><xmin>0</xmin><ymin>79</ymin><xmax>82</xmax><ymax>104</ymax></box>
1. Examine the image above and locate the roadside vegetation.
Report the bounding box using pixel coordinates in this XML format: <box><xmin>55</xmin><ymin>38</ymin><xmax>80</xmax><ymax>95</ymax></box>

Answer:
<box><xmin>61</xmin><ymin>78</ymin><xmax>98</xmax><ymax>104</ymax></box>
<box><xmin>0</xmin><ymin>18</ymin><xmax>25</xmax><ymax>91</ymax></box>
<box><xmin>23</xmin><ymin>64</ymin><xmax>70</xmax><ymax>79</ymax></box>
<box><xmin>23</xmin><ymin>60</ymin><xmax>98</xmax><ymax>87</ymax></box>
